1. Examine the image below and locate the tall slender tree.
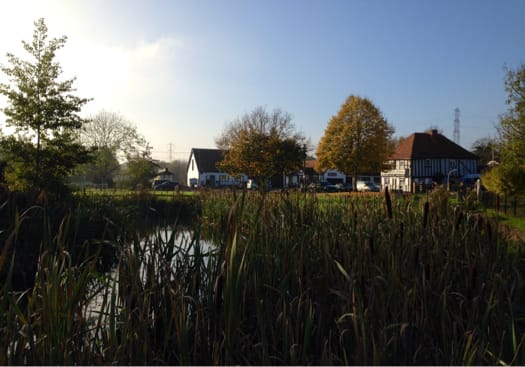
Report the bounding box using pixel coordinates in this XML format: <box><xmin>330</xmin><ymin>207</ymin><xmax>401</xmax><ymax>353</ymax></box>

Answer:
<box><xmin>0</xmin><ymin>18</ymin><xmax>91</xmax><ymax>191</ymax></box>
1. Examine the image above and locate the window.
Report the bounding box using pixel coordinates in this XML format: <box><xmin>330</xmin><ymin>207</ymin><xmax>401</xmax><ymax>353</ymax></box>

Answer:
<box><xmin>220</xmin><ymin>175</ymin><xmax>229</xmax><ymax>182</ymax></box>
<box><xmin>191</xmin><ymin>159</ymin><xmax>194</xmax><ymax>171</ymax></box>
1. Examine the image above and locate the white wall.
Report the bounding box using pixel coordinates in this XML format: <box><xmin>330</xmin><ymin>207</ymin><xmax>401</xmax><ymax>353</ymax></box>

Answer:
<box><xmin>186</xmin><ymin>153</ymin><xmax>199</xmax><ymax>187</ymax></box>
<box><xmin>199</xmin><ymin>173</ymin><xmax>247</xmax><ymax>187</ymax></box>
<box><xmin>185</xmin><ymin>151</ymin><xmax>248</xmax><ymax>187</ymax></box>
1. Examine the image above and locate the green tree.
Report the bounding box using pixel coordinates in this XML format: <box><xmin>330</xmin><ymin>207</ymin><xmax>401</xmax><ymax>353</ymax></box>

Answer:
<box><xmin>75</xmin><ymin>147</ymin><xmax>120</xmax><ymax>187</ymax></box>
<box><xmin>484</xmin><ymin>64</ymin><xmax>525</xmax><ymax>202</ymax></box>
<box><xmin>124</xmin><ymin>146</ymin><xmax>159</xmax><ymax>189</ymax></box>
<box><xmin>0</xmin><ymin>18</ymin><xmax>90</xmax><ymax>192</ymax></box>
<box><xmin>316</xmin><ymin>95</ymin><xmax>394</xmax><ymax>189</ymax></box>
<box><xmin>499</xmin><ymin>64</ymin><xmax>525</xmax><ymax>166</ymax></box>
<box><xmin>216</xmin><ymin>106</ymin><xmax>307</xmax><ymax>191</ymax></box>
<box><xmin>482</xmin><ymin>164</ymin><xmax>525</xmax><ymax>198</ymax></box>
<box><xmin>470</xmin><ymin>136</ymin><xmax>500</xmax><ymax>167</ymax></box>
<box><xmin>78</xmin><ymin>110</ymin><xmax>149</xmax><ymax>187</ymax></box>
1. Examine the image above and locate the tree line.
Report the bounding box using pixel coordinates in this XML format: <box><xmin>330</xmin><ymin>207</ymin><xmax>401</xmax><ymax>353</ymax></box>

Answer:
<box><xmin>0</xmin><ymin>19</ymin><xmax>186</xmax><ymax>193</ymax></box>
<box><xmin>1</xmin><ymin>19</ymin><xmax>523</xmax><ymax>199</ymax></box>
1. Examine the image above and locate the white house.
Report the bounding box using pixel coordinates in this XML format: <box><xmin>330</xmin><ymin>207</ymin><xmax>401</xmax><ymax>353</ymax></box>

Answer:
<box><xmin>154</xmin><ymin>168</ymin><xmax>174</xmax><ymax>182</ymax></box>
<box><xmin>186</xmin><ymin>148</ymin><xmax>248</xmax><ymax>188</ymax></box>
<box><xmin>381</xmin><ymin>129</ymin><xmax>478</xmax><ymax>192</ymax></box>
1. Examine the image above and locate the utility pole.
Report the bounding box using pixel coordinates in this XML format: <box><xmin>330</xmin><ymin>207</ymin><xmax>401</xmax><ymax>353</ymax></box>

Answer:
<box><xmin>168</xmin><ymin>143</ymin><xmax>173</xmax><ymax>161</ymax></box>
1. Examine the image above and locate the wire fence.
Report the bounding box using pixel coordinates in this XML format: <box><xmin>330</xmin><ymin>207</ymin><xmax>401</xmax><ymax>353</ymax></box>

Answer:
<box><xmin>480</xmin><ymin>191</ymin><xmax>525</xmax><ymax>218</ymax></box>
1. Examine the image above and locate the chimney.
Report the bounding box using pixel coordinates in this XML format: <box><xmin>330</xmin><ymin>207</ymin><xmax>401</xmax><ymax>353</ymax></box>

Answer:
<box><xmin>431</xmin><ymin>129</ymin><xmax>438</xmax><ymax>136</ymax></box>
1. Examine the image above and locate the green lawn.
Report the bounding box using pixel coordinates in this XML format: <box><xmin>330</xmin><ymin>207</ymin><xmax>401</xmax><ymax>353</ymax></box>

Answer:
<box><xmin>486</xmin><ymin>209</ymin><xmax>525</xmax><ymax>234</ymax></box>
<box><xmin>74</xmin><ymin>187</ymin><xmax>198</xmax><ymax>198</ymax></box>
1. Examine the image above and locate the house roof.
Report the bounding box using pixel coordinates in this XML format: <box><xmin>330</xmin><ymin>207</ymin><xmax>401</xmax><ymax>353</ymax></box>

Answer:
<box><xmin>391</xmin><ymin>130</ymin><xmax>477</xmax><ymax>160</ymax></box>
<box><xmin>190</xmin><ymin>148</ymin><xmax>225</xmax><ymax>173</ymax></box>
<box><xmin>304</xmin><ymin>159</ymin><xmax>317</xmax><ymax>170</ymax></box>
<box><xmin>302</xmin><ymin>159</ymin><xmax>318</xmax><ymax>175</ymax></box>
<box><xmin>158</xmin><ymin>167</ymin><xmax>173</xmax><ymax>175</ymax></box>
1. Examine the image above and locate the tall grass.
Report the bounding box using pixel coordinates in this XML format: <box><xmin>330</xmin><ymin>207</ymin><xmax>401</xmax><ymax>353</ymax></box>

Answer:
<box><xmin>0</xmin><ymin>189</ymin><xmax>524</xmax><ymax>364</ymax></box>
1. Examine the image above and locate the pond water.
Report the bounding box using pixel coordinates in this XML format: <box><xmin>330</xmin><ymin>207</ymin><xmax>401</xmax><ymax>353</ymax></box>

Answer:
<box><xmin>87</xmin><ymin>227</ymin><xmax>218</xmax><ymax>321</ymax></box>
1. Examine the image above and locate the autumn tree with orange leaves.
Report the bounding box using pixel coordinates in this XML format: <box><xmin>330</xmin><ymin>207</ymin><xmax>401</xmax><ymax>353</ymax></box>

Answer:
<box><xmin>316</xmin><ymin>95</ymin><xmax>394</xmax><ymax>190</ymax></box>
<box><xmin>216</xmin><ymin>106</ymin><xmax>307</xmax><ymax>191</ymax></box>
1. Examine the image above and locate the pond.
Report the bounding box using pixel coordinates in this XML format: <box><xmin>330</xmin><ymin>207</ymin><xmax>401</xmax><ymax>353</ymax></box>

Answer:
<box><xmin>87</xmin><ymin>227</ymin><xmax>218</xmax><ymax>321</ymax></box>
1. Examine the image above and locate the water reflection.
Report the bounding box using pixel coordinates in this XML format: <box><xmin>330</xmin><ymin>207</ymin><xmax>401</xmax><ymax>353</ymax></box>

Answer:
<box><xmin>138</xmin><ymin>227</ymin><xmax>218</xmax><ymax>275</ymax></box>
<box><xmin>87</xmin><ymin>227</ymin><xmax>218</xmax><ymax>321</ymax></box>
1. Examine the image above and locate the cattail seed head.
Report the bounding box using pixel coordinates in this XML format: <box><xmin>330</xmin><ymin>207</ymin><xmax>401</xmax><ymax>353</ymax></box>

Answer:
<box><xmin>384</xmin><ymin>185</ymin><xmax>393</xmax><ymax>219</ymax></box>
<box><xmin>423</xmin><ymin>201</ymin><xmax>429</xmax><ymax>229</ymax></box>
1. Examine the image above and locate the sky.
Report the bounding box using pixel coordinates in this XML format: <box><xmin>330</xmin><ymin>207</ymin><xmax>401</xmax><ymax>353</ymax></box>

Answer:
<box><xmin>0</xmin><ymin>0</ymin><xmax>524</xmax><ymax>162</ymax></box>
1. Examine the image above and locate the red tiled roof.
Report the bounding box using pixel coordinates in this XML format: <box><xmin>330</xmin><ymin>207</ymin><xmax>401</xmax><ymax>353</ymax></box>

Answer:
<box><xmin>304</xmin><ymin>159</ymin><xmax>317</xmax><ymax>169</ymax></box>
<box><xmin>391</xmin><ymin>130</ymin><xmax>477</xmax><ymax>160</ymax></box>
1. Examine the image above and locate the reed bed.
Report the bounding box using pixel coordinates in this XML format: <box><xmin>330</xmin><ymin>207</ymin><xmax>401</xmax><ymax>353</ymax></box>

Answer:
<box><xmin>0</xmin><ymin>188</ymin><xmax>524</xmax><ymax>365</ymax></box>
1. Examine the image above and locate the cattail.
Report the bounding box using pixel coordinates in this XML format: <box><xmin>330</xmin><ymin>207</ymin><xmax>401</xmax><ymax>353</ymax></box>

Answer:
<box><xmin>467</xmin><ymin>263</ymin><xmax>478</xmax><ymax>300</ymax></box>
<box><xmin>422</xmin><ymin>201</ymin><xmax>429</xmax><ymax>229</ymax></box>
<box><xmin>384</xmin><ymin>185</ymin><xmax>392</xmax><ymax>219</ymax></box>
<box><xmin>454</xmin><ymin>211</ymin><xmax>463</xmax><ymax>231</ymax></box>
<box><xmin>214</xmin><ymin>261</ymin><xmax>225</xmax><ymax>313</ymax></box>
<box><xmin>476</xmin><ymin>214</ymin><xmax>483</xmax><ymax>230</ymax></box>
<box><xmin>193</xmin><ymin>270</ymin><xmax>201</xmax><ymax>295</ymax></box>
<box><xmin>368</xmin><ymin>235</ymin><xmax>374</xmax><ymax>257</ymax></box>
<box><xmin>486</xmin><ymin>220</ymin><xmax>492</xmax><ymax>240</ymax></box>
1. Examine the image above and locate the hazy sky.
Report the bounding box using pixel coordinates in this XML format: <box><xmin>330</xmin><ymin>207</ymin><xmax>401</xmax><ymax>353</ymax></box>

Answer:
<box><xmin>1</xmin><ymin>0</ymin><xmax>524</xmax><ymax>161</ymax></box>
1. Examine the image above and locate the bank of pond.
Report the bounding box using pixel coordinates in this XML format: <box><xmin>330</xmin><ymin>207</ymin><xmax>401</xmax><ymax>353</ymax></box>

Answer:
<box><xmin>0</xmin><ymin>188</ymin><xmax>524</xmax><ymax>365</ymax></box>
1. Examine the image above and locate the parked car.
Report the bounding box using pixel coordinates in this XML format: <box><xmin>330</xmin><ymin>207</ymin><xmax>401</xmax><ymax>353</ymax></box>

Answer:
<box><xmin>153</xmin><ymin>180</ymin><xmax>179</xmax><ymax>190</ymax></box>
<box><xmin>335</xmin><ymin>182</ymin><xmax>353</xmax><ymax>192</ymax></box>
<box><xmin>356</xmin><ymin>180</ymin><xmax>379</xmax><ymax>192</ymax></box>
<box><xmin>247</xmin><ymin>179</ymin><xmax>258</xmax><ymax>190</ymax></box>
<box><xmin>324</xmin><ymin>184</ymin><xmax>339</xmax><ymax>193</ymax></box>
<box><xmin>307</xmin><ymin>182</ymin><xmax>322</xmax><ymax>192</ymax></box>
